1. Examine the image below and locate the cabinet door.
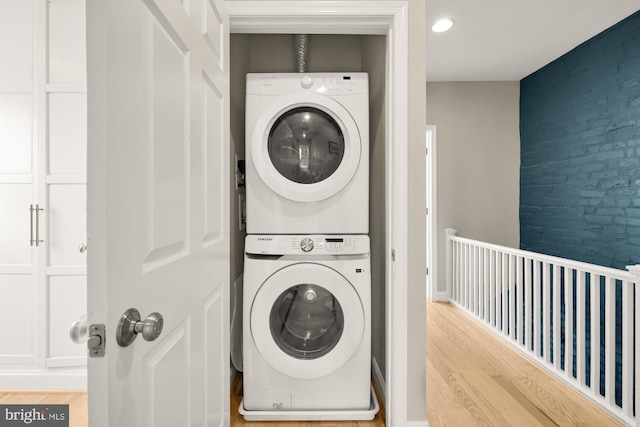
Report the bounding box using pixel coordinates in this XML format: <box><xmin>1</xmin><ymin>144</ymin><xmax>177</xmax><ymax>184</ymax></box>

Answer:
<box><xmin>0</xmin><ymin>0</ymin><xmax>88</xmax><ymax>377</ymax></box>
<box><xmin>45</xmin><ymin>1</ymin><xmax>88</xmax><ymax>369</ymax></box>
<box><xmin>0</xmin><ymin>4</ymin><xmax>36</xmax><ymax>363</ymax></box>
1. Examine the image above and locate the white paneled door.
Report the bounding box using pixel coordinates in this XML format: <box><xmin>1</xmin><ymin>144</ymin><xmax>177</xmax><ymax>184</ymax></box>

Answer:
<box><xmin>87</xmin><ymin>0</ymin><xmax>230</xmax><ymax>426</ymax></box>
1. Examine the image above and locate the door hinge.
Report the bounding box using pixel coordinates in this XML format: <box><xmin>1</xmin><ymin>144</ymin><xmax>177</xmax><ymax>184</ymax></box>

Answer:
<box><xmin>426</xmin><ymin>147</ymin><xmax>428</xmax><ymax>155</ymax></box>
<box><xmin>426</xmin><ymin>207</ymin><xmax>429</xmax><ymax>215</ymax></box>
<box><xmin>391</xmin><ymin>249</ymin><xmax>396</xmax><ymax>261</ymax></box>
<box><xmin>426</xmin><ymin>267</ymin><xmax>429</xmax><ymax>275</ymax></box>
<box><xmin>88</xmin><ymin>324</ymin><xmax>106</xmax><ymax>357</ymax></box>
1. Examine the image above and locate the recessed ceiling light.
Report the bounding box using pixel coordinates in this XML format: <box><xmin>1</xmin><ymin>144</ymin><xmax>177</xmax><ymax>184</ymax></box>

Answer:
<box><xmin>432</xmin><ymin>18</ymin><xmax>454</xmax><ymax>33</ymax></box>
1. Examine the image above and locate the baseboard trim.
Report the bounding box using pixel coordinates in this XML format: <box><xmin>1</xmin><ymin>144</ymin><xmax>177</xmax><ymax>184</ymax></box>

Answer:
<box><xmin>428</xmin><ymin>291</ymin><xmax>448</xmax><ymax>302</ymax></box>
<box><xmin>0</xmin><ymin>371</ymin><xmax>87</xmax><ymax>390</ymax></box>
<box><xmin>371</xmin><ymin>356</ymin><xmax>386</xmax><ymax>409</ymax></box>
<box><xmin>407</xmin><ymin>421</ymin><xmax>429</xmax><ymax>427</ymax></box>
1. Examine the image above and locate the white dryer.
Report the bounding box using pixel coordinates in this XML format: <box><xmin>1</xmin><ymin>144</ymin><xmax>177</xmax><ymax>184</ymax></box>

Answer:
<box><xmin>245</xmin><ymin>73</ymin><xmax>369</xmax><ymax>234</ymax></box>
<box><xmin>242</xmin><ymin>234</ymin><xmax>371</xmax><ymax>415</ymax></box>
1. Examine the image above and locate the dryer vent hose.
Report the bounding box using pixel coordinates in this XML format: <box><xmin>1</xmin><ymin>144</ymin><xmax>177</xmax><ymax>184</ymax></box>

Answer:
<box><xmin>294</xmin><ymin>34</ymin><xmax>309</xmax><ymax>73</ymax></box>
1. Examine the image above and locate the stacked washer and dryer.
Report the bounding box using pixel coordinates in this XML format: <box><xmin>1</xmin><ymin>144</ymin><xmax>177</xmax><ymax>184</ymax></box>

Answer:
<box><xmin>241</xmin><ymin>72</ymin><xmax>378</xmax><ymax>421</ymax></box>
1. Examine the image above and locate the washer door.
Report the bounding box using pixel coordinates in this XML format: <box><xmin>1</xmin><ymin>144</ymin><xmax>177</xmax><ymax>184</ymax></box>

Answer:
<box><xmin>250</xmin><ymin>263</ymin><xmax>364</xmax><ymax>380</ymax></box>
<box><xmin>251</xmin><ymin>93</ymin><xmax>361</xmax><ymax>203</ymax></box>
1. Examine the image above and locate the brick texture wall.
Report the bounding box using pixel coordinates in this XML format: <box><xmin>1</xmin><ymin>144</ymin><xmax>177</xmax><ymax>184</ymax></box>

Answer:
<box><xmin>520</xmin><ymin>11</ymin><xmax>640</xmax><ymax>269</ymax></box>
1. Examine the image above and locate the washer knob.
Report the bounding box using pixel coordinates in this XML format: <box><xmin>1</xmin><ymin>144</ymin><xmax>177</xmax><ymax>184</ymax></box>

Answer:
<box><xmin>300</xmin><ymin>76</ymin><xmax>313</xmax><ymax>89</ymax></box>
<box><xmin>300</xmin><ymin>238</ymin><xmax>314</xmax><ymax>252</ymax></box>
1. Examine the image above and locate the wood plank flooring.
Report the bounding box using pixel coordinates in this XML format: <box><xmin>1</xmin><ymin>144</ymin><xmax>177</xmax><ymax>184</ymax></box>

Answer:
<box><xmin>427</xmin><ymin>300</ymin><xmax>623</xmax><ymax>427</ymax></box>
<box><xmin>0</xmin><ymin>302</ymin><xmax>623</xmax><ymax>426</ymax></box>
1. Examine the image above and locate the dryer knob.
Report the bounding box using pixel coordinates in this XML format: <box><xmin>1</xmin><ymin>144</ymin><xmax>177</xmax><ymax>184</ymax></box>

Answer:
<box><xmin>300</xmin><ymin>76</ymin><xmax>313</xmax><ymax>89</ymax></box>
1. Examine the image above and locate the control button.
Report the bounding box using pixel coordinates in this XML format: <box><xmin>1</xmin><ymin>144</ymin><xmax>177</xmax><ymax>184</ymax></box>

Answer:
<box><xmin>300</xmin><ymin>238</ymin><xmax>314</xmax><ymax>252</ymax></box>
<box><xmin>300</xmin><ymin>76</ymin><xmax>313</xmax><ymax>89</ymax></box>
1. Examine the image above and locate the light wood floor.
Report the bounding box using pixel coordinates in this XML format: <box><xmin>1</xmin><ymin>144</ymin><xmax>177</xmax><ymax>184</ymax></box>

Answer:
<box><xmin>0</xmin><ymin>302</ymin><xmax>623</xmax><ymax>427</ymax></box>
<box><xmin>427</xmin><ymin>300</ymin><xmax>622</xmax><ymax>427</ymax></box>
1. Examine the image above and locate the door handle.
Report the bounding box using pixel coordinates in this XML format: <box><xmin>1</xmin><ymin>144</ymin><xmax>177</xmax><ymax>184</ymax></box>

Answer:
<box><xmin>116</xmin><ymin>308</ymin><xmax>164</xmax><ymax>347</ymax></box>
<box><xmin>70</xmin><ymin>314</ymin><xmax>106</xmax><ymax>357</ymax></box>
<box><xmin>79</xmin><ymin>243</ymin><xmax>87</xmax><ymax>253</ymax></box>
<box><xmin>29</xmin><ymin>204</ymin><xmax>44</xmax><ymax>247</ymax></box>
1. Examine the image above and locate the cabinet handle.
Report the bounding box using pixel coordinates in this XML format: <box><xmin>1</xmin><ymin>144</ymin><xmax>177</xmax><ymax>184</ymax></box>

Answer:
<box><xmin>30</xmin><ymin>204</ymin><xmax>44</xmax><ymax>247</ymax></box>
<box><xmin>29</xmin><ymin>205</ymin><xmax>34</xmax><ymax>246</ymax></box>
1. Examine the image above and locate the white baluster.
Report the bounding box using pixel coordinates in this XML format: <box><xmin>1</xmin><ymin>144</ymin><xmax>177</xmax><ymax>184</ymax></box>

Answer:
<box><xmin>525</xmin><ymin>258</ymin><xmax>532</xmax><ymax>351</ymax></box>
<box><xmin>445</xmin><ymin>228</ymin><xmax>457</xmax><ymax>302</ymax></box>
<box><xmin>544</xmin><ymin>262</ymin><xmax>552</xmax><ymax>364</ymax></box>
<box><xmin>517</xmin><ymin>256</ymin><xmax>523</xmax><ymax>345</ymax></box>
<box><xmin>509</xmin><ymin>254</ymin><xmax>516</xmax><ymax>340</ymax></box>
<box><xmin>604</xmin><ymin>276</ymin><xmax>616</xmax><ymax>406</ymax></box>
<box><xmin>590</xmin><ymin>273</ymin><xmax>601</xmax><ymax>397</ymax></box>
<box><xmin>577</xmin><ymin>270</ymin><xmax>586</xmax><ymax>386</ymax></box>
<box><xmin>630</xmin><ymin>266</ymin><xmax>640</xmax><ymax>426</ymax></box>
<box><xmin>565</xmin><ymin>267</ymin><xmax>574</xmax><ymax>380</ymax></box>
<box><xmin>553</xmin><ymin>264</ymin><xmax>561</xmax><ymax>371</ymax></box>
<box><xmin>534</xmin><ymin>260</ymin><xmax>541</xmax><ymax>357</ymax></box>
<box><xmin>622</xmin><ymin>279</ymin><xmax>633</xmax><ymax>418</ymax></box>
<box><xmin>502</xmin><ymin>252</ymin><xmax>508</xmax><ymax>335</ymax></box>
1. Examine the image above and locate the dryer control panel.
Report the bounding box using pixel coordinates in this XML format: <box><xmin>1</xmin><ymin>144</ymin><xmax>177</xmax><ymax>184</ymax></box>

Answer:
<box><xmin>245</xmin><ymin>234</ymin><xmax>369</xmax><ymax>256</ymax></box>
<box><xmin>246</xmin><ymin>72</ymin><xmax>369</xmax><ymax>96</ymax></box>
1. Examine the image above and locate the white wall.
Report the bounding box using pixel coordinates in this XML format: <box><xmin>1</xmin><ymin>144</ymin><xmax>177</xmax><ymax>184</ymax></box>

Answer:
<box><xmin>406</xmin><ymin>0</ymin><xmax>427</xmax><ymax>421</ymax></box>
<box><xmin>426</xmin><ymin>82</ymin><xmax>521</xmax><ymax>295</ymax></box>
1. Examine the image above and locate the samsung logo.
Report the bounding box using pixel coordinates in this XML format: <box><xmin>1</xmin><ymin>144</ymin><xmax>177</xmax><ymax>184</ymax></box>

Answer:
<box><xmin>257</xmin><ymin>237</ymin><xmax>273</xmax><ymax>241</ymax></box>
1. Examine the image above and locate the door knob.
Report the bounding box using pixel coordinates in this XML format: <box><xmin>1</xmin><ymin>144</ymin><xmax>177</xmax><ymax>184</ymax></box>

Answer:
<box><xmin>79</xmin><ymin>243</ymin><xmax>87</xmax><ymax>253</ymax></box>
<box><xmin>116</xmin><ymin>308</ymin><xmax>164</xmax><ymax>347</ymax></box>
<box><xmin>70</xmin><ymin>314</ymin><xmax>106</xmax><ymax>357</ymax></box>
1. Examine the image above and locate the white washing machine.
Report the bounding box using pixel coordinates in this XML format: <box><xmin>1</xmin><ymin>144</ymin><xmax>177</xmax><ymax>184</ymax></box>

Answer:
<box><xmin>245</xmin><ymin>73</ymin><xmax>369</xmax><ymax>234</ymax></box>
<box><xmin>242</xmin><ymin>234</ymin><xmax>371</xmax><ymax>416</ymax></box>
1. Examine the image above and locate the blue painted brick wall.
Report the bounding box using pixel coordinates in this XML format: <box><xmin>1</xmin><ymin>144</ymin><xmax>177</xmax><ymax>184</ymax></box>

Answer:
<box><xmin>520</xmin><ymin>11</ymin><xmax>640</xmax><ymax>404</ymax></box>
<box><xmin>520</xmin><ymin>11</ymin><xmax>640</xmax><ymax>269</ymax></box>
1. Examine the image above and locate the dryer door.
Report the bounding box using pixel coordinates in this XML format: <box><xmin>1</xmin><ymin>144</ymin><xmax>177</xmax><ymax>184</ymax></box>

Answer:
<box><xmin>250</xmin><ymin>262</ymin><xmax>364</xmax><ymax>380</ymax></box>
<box><xmin>251</xmin><ymin>93</ymin><xmax>361</xmax><ymax>203</ymax></box>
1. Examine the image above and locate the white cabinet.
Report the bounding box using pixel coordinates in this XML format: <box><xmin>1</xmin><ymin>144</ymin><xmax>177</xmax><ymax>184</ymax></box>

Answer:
<box><xmin>0</xmin><ymin>0</ymin><xmax>86</xmax><ymax>388</ymax></box>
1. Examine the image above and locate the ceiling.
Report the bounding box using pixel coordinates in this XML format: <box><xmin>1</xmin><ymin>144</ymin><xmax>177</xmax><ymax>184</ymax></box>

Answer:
<box><xmin>426</xmin><ymin>1</ymin><xmax>640</xmax><ymax>81</ymax></box>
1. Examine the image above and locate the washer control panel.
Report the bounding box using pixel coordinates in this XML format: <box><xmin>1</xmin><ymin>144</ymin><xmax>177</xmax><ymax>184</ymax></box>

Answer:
<box><xmin>300</xmin><ymin>238</ymin><xmax>314</xmax><ymax>252</ymax></box>
<box><xmin>245</xmin><ymin>235</ymin><xmax>369</xmax><ymax>256</ymax></box>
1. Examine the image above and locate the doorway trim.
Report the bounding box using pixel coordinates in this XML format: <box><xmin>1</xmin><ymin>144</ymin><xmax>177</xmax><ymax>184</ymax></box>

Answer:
<box><xmin>226</xmin><ymin>2</ymin><xmax>410</xmax><ymax>426</ymax></box>
<box><xmin>426</xmin><ymin>125</ymin><xmax>442</xmax><ymax>301</ymax></box>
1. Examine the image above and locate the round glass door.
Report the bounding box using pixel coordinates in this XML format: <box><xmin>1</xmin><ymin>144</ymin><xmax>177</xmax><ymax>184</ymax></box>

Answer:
<box><xmin>250</xmin><ymin>93</ymin><xmax>362</xmax><ymax>203</ymax></box>
<box><xmin>270</xmin><ymin>284</ymin><xmax>344</xmax><ymax>360</ymax></box>
<box><xmin>250</xmin><ymin>262</ymin><xmax>364</xmax><ymax>379</ymax></box>
<box><xmin>268</xmin><ymin>107</ymin><xmax>345</xmax><ymax>185</ymax></box>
